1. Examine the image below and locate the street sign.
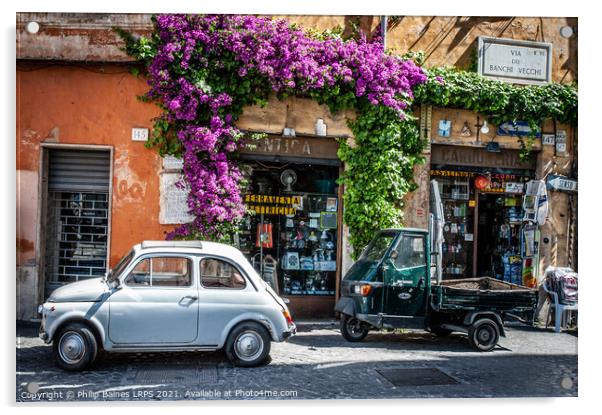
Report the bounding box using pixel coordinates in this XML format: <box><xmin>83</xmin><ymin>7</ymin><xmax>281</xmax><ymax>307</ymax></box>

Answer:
<box><xmin>497</xmin><ymin>121</ymin><xmax>541</xmax><ymax>137</ymax></box>
<box><xmin>477</xmin><ymin>36</ymin><xmax>552</xmax><ymax>85</ymax></box>
<box><xmin>546</xmin><ymin>175</ymin><xmax>577</xmax><ymax>192</ymax></box>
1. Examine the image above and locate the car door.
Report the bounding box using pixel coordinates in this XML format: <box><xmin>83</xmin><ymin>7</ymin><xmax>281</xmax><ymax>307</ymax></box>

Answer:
<box><xmin>383</xmin><ymin>233</ymin><xmax>428</xmax><ymax>317</ymax></box>
<box><xmin>196</xmin><ymin>256</ymin><xmax>257</xmax><ymax>347</ymax></box>
<box><xmin>108</xmin><ymin>254</ymin><xmax>199</xmax><ymax>344</ymax></box>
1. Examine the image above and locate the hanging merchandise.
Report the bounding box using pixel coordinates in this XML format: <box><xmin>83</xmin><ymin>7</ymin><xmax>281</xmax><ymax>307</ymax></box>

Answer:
<box><xmin>519</xmin><ymin>223</ymin><xmax>540</xmax><ymax>288</ymax></box>
<box><xmin>522</xmin><ymin>257</ymin><xmax>537</xmax><ymax>288</ymax></box>
<box><xmin>523</xmin><ymin>180</ymin><xmax>549</xmax><ymax>225</ymax></box>
<box><xmin>522</xmin><ymin>225</ymin><xmax>537</xmax><ymax>257</ymax></box>
<box><xmin>256</xmin><ymin>223</ymin><xmax>273</xmax><ymax>248</ymax></box>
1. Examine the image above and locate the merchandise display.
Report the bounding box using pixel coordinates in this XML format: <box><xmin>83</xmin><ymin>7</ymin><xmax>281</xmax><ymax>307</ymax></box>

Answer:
<box><xmin>238</xmin><ymin>162</ymin><xmax>339</xmax><ymax>296</ymax></box>
<box><xmin>434</xmin><ymin>168</ymin><xmax>536</xmax><ymax>284</ymax></box>
<box><xmin>437</xmin><ymin>177</ymin><xmax>475</xmax><ymax>279</ymax></box>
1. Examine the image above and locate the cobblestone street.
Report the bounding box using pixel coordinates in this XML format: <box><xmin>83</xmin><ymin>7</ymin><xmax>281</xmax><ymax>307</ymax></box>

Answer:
<box><xmin>16</xmin><ymin>321</ymin><xmax>577</xmax><ymax>401</ymax></box>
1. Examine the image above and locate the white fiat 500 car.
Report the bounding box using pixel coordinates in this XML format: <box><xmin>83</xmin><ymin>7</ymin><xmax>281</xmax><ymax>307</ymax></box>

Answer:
<box><xmin>38</xmin><ymin>241</ymin><xmax>296</xmax><ymax>371</ymax></box>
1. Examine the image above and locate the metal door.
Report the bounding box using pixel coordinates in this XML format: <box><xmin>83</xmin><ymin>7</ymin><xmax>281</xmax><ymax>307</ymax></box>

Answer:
<box><xmin>44</xmin><ymin>149</ymin><xmax>111</xmax><ymax>296</ymax></box>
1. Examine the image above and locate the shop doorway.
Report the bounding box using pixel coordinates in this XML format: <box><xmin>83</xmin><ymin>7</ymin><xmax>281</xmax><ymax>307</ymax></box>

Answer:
<box><xmin>476</xmin><ymin>193</ymin><xmax>523</xmax><ymax>282</ymax></box>
<box><xmin>237</xmin><ymin>161</ymin><xmax>341</xmax><ymax>316</ymax></box>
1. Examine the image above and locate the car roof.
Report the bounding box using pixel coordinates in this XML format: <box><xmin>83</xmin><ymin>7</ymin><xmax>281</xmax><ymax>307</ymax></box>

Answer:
<box><xmin>134</xmin><ymin>240</ymin><xmax>246</xmax><ymax>259</ymax></box>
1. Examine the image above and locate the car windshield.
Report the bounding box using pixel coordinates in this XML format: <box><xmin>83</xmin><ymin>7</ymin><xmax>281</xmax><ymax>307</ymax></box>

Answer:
<box><xmin>360</xmin><ymin>231</ymin><xmax>399</xmax><ymax>262</ymax></box>
<box><xmin>107</xmin><ymin>249</ymin><xmax>134</xmax><ymax>282</ymax></box>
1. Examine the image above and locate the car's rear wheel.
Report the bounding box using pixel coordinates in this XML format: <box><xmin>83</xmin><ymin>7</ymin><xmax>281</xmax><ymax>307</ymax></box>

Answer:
<box><xmin>225</xmin><ymin>322</ymin><xmax>271</xmax><ymax>367</ymax></box>
<box><xmin>340</xmin><ymin>314</ymin><xmax>369</xmax><ymax>342</ymax></box>
<box><xmin>52</xmin><ymin>322</ymin><xmax>98</xmax><ymax>371</ymax></box>
<box><xmin>468</xmin><ymin>318</ymin><xmax>500</xmax><ymax>352</ymax></box>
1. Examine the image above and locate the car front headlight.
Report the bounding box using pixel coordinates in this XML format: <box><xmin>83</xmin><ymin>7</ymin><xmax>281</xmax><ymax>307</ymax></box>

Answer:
<box><xmin>37</xmin><ymin>304</ymin><xmax>43</xmax><ymax>315</ymax></box>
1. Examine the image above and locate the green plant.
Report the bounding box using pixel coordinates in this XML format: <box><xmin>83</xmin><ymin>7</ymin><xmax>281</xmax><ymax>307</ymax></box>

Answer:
<box><xmin>414</xmin><ymin>66</ymin><xmax>578</xmax><ymax>159</ymax></box>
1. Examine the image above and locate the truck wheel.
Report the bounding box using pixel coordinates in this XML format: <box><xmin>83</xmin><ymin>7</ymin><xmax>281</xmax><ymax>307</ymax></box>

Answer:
<box><xmin>431</xmin><ymin>327</ymin><xmax>453</xmax><ymax>337</ymax></box>
<box><xmin>52</xmin><ymin>323</ymin><xmax>98</xmax><ymax>371</ymax></box>
<box><xmin>468</xmin><ymin>318</ymin><xmax>500</xmax><ymax>352</ymax></box>
<box><xmin>225</xmin><ymin>322</ymin><xmax>271</xmax><ymax>367</ymax></box>
<box><xmin>340</xmin><ymin>315</ymin><xmax>369</xmax><ymax>342</ymax></box>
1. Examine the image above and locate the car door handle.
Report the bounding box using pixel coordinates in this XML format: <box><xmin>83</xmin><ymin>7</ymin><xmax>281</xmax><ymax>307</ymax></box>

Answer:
<box><xmin>181</xmin><ymin>296</ymin><xmax>198</xmax><ymax>301</ymax></box>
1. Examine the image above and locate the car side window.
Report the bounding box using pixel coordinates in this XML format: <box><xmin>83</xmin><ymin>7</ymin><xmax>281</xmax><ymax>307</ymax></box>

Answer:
<box><xmin>125</xmin><ymin>258</ymin><xmax>151</xmax><ymax>286</ymax></box>
<box><xmin>200</xmin><ymin>258</ymin><xmax>246</xmax><ymax>289</ymax></box>
<box><xmin>124</xmin><ymin>257</ymin><xmax>192</xmax><ymax>287</ymax></box>
<box><xmin>393</xmin><ymin>235</ymin><xmax>426</xmax><ymax>269</ymax></box>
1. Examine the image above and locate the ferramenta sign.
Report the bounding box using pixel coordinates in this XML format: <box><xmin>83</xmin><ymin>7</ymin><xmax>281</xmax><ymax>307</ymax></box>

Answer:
<box><xmin>477</xmin><ymin>36</ymin><xmax>552</xmax><ymax>84</ymax></box>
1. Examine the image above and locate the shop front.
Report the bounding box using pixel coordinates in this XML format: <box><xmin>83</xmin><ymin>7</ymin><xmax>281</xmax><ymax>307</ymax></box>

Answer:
<box><xmin>236</xmin><ymin>133</ymin><xmax>343</xmax><ymax>318</ymax></box>
<box><xmin>430</xmin><ymin>145</ymin><xmax>539</xmax><ymax>285</ymax></box>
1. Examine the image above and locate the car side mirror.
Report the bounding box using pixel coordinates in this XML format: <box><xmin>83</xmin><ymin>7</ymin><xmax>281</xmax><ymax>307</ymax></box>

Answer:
<box><xmin>389</xmin><ymin>249</ymin><xmax>398</xmax><ymax>260</ymax></box>
<box><xmin>109</xmin><ymin>279</ymin><xmax>121</xmax><ymax>291</ymax></box>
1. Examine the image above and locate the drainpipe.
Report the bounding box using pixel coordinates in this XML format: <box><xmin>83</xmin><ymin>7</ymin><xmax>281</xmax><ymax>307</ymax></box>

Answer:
<box><xmin>381</xmin><ymin>15</ymin><xmax>388</xmax><ymax>51</ymax></box>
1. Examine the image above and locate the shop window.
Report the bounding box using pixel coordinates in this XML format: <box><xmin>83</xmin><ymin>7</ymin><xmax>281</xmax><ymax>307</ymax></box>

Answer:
<box><xmin>237</xmin><ymin>162</ymin><xmax>339</xmax><ymax>296</ymax></box>
<box><xmin>125</xmin><ymin>257</ymin><xmax>191</xmax><ymax>287</ymax></box>
<box><xmin>200</xmin><ymin>258</ymin><xmax>246</xmax><ymax>289</ymax></box>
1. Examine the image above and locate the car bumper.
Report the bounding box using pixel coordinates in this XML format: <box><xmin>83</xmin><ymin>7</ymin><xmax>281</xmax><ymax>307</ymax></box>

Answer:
<box><xmin>39</xmin><ymin>323</ymin><xmax>50</xmax><ymax>343</ymax></box>
<box><xmin>282</xmin><ymin>324</ymin><xmax>297</xmax><ymax>340</ymax></box>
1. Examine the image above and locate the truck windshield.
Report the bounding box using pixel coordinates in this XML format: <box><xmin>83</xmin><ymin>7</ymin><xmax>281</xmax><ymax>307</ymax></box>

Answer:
<box><xmin>360</xmin><ymin>232</ymin><xmax>398</xmax><ymax>262</ymax></box>
<box><xmin>107</xmin><ymin>249</ymin><xmax>134</xmax><ymax>282</ymax></box>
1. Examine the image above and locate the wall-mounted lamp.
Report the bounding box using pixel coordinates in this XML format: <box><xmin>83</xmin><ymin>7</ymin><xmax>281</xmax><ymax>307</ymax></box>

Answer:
<box><xmin>26</xmin><ymin>21</ymin><xmax>40</xmax><ymax>34</ymax></box>
<box><xmin>560</xmin><ymin>26</ymin><xmax>574</xmax><ymax>39</ymax></box>
<box><xmin>474</xmin><ymin>117</ymin><xmax>489</xmax><ymax>143</ymax></box>
<box><xmin>480</xmin><ymin>120</ymin><xmax>489</xmax><ymax>134</ymax></box>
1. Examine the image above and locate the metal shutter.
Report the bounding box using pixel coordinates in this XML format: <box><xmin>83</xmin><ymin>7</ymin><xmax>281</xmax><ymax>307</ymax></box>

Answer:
<box><xmin>48</xmin><ymin>149</ymin><xmax>111</xmax><ymax>192</ymax></box>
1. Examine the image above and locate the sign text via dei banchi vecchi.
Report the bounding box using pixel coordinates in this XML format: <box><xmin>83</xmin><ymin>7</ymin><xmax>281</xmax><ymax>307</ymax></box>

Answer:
<box><xmin>478</xmin><ymin>36</ymin><xmax>552</xmax><ymax>84</ymax></box>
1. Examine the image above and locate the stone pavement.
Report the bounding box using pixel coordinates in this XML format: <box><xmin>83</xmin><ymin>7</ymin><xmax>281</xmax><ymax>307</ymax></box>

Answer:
<box><xmin>16</xmin><ymin>321</ymin><xmax>577</xmax><ymax>401</ymax></box>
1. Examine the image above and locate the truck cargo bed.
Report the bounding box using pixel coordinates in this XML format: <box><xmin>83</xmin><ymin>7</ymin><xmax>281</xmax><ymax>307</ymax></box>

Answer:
<box><xmin>431</xmin><ymin>277</ymin><xmax>538</xmax><ymax>312</ymax></box>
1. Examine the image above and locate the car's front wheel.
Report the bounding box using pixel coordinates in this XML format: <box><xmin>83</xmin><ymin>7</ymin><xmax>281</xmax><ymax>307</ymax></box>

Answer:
<box><xmin>225</xmin><ymin>322</ymin><xmax>271</xmax><ymax>367</ymax></box>
<box><xmin>52</xmin><ymin>322</ymin><xmax>98</xmax><ymax>371</ymax></box>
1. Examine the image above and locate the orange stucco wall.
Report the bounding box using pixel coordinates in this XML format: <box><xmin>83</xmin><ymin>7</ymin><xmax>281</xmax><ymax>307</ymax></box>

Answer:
<box><xmin>16</xmin><ymin>64</ymin><xmax>173</xmax><ymax>268</ymax></box>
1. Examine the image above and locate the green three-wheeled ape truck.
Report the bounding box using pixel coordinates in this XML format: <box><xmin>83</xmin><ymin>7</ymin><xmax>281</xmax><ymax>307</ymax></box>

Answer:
<box><xmin>334</xmin><ymin>181</ymin><xmax>538</xmax><ymax>351</ymax></box>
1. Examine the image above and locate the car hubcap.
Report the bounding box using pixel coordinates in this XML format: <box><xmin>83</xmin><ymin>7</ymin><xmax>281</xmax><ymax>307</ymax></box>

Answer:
<box><xmin>347</xmin><ymin>319</ymin><xmax>365</xmax><ymax>337</ymax></box>
<box><xmin>58</xmin><ymin>331</ymin><xmax>86</xmax><ymax>364</ymax></box>
<box><xmin>478</xmin><ymin>327</ymin><xmax>493</xmax><ymax>344</ymax></box>
<box><xmin>235</xmin><ymin>331</ymin><xmax>264</xmax><ymax>362</ymax></box>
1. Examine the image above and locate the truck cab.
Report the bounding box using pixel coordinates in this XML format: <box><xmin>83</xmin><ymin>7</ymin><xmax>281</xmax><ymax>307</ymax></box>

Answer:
<box><xmin>335</xmin><ymin>228</ymin><xmax>432</xmax><ymax>340</ymax></box>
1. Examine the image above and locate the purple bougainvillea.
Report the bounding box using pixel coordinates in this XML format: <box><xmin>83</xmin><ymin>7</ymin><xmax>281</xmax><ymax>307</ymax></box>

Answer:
<box><xmin>141</xmin><ymin>14</ymin><xmax>426</xmax><ymax>240</ymax></box>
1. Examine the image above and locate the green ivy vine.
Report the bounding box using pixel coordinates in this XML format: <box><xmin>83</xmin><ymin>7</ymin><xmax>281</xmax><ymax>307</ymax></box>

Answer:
<box><xmin>414</xmin><ymin>65</ymin><xmax>578</xmax><ymax>160</ymax></box>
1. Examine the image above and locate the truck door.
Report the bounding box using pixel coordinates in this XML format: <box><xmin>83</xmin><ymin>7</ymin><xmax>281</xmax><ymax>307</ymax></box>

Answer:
<box><xmin>383</xmin><ymin>233</ymin><xmax>429</xmax><ymax>317</ymax></box>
